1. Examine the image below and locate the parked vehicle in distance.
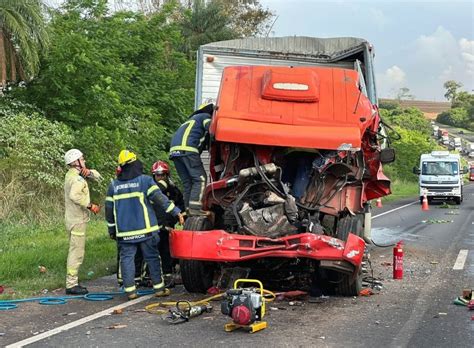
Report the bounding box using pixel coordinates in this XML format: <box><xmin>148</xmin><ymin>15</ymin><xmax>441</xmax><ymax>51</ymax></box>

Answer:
<box><xmin>413</xmin><ymin>151</ymin><xmax>465</xmax><ymax>205</ymax></box>
<box><xmin>469</xmin><ymin>165</ymin><xmax>474</xmax><ymax>181</ymax></box>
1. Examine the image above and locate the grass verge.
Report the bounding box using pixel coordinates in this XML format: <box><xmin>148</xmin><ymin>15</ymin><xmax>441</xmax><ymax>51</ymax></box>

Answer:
<box><xmin>381</xmin><ymin>180</ymin><xmax>419</xmax><ymax>203</ymax></box>
<box><xmin>0</xmin><ymin>218</ymin><xmax>116</xmax><ymax>300</ymax></box>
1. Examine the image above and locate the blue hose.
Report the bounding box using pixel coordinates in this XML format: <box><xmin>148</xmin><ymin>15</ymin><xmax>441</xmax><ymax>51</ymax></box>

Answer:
<box><xmin>0</xmin><ymin>288</ymin><xmax>155</xmax><ymax>310</ymax></box>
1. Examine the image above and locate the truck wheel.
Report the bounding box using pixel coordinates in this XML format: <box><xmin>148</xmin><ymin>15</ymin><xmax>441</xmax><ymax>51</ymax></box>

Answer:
<box><xmin>334</xmin><ymin>214</ymin><xmax>363</xmax><ymax>296</ymax></box>
<box><xmin>180</xmin><ymin>216</ymin><xmax>216</xmax><ymax>293</ymax></box>
<box><xmin>454</xmin><ymin>197</ymin><xmax>462</xmax><ymax>205</ymax></box>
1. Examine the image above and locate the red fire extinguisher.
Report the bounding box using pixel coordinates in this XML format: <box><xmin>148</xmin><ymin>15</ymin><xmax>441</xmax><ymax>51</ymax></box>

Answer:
<box><xmin>393</xmin><ymin>241</ymin><xmax>404</xmax><ymax>279</ymax></box>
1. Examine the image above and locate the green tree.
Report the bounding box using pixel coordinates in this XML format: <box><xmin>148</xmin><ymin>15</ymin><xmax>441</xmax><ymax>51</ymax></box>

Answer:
<box><xmin>0</xmin><ymin>0</ymin><xmax>49</xmax><ymax>87</ymax></box>
<box><xmin>395</xmin><ymin>87</ymin><xmax>414</xmax><ymax>101</ymax></box>
<box><xmin>443</xmin><ymin>80</ymin><xmax>462</xmax><ymax>102</ymax></box>
<box><xmin>15</xmin><ymin>0</ymin><xmax>195</xmax><ymax>185</ymax></box>
<box><xmin>380</xmin><ymin>106</ymin><xmax>431</xmax><ymax>136</ymax></box>
<box><xmin>179</xmin><ymin>0</ymin><xmax>237</xmax><ymax>58</ymax></box>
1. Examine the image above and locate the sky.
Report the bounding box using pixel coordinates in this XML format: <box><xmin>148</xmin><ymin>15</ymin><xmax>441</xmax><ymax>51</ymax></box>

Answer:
<box><xmin>260</xmin><ymin>0</ymin><xmax>474</xmax><ymax>101</ymax></box>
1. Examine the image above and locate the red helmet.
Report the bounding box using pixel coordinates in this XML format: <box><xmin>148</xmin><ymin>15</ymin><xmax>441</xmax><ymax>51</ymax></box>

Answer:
<box><xmin>151</xmin><ymin>160</ymin><xmax>170</xmax><ymax>175</ymax></box>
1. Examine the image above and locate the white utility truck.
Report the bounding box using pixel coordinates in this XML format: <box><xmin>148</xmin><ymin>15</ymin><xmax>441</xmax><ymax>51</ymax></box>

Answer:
<box><xmin>414</xmin><ymin>151</ymin><xmax>465</xmax><ymax>205</ymax></box>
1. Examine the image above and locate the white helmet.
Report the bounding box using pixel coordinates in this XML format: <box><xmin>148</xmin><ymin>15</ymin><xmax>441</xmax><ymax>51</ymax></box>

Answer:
<box><xmin>64</xmin><ymin>149</ymin><xmax>83</xmax><ymax>165</ymax></box>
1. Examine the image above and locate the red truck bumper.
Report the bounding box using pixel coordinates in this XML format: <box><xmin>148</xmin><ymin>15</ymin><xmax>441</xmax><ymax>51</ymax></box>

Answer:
<box><xmin>170</xmin><ymin>230</ymin><xmax>365</xmax><ymax>267</ymax></box>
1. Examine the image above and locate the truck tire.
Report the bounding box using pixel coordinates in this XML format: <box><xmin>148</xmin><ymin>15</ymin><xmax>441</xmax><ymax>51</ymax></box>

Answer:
<box><xmin>180</xmin><ymin>216</ymin><xmax>216</xmax><ymax>293</ymax></box>
<box><xmin>455</xmin><ymin>196</ymin><xmax>462</xmax><ymax>205</ymax></box>
<box><xmin>334</xmin><ymin>214</ymin><xmax>363</xmax><ymax>296</ymax></box>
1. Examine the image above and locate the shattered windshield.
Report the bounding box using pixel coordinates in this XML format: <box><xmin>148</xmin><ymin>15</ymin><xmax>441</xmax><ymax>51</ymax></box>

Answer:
<box><xmin>422</xmin><ymin>161</ymin><xmax>458</xmax><ymax>176</ymax></box>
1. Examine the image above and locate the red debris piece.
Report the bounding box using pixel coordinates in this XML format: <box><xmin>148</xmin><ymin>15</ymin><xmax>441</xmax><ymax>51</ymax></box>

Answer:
<box><xmin>359</xmin><ymin>288</ymin><xmax>374</xmax><ymax>296</ymax></box>
<box><xmin>206</xmin><ymin>286</ymin><xmax>222</xmax><ymax>295</ymax></box>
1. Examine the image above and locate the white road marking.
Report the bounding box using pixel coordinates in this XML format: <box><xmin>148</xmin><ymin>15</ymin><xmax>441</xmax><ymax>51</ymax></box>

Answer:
<box><xmin>6</xmin><ymin>294</ymin><xmax>154</xmax><ymax>348</ymax></box>
<box><xmin>453</xmin><ymin>249</ymin><xmax>469</xmax><ymax>270</ymax></box>
<box><xmin>372</xmin><ymin>201</ymin><xmax>418</xmax><ymax>220</ymax></box>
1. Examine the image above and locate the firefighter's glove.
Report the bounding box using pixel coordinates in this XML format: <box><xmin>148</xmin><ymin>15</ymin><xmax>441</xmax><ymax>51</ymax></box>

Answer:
<box><xmin>80</xmin><ymin>168</ymin><xmax>91</xmax><ymax>178</ymax></box>
<box><xmin>177</xmin><ymin>213</ymin><xmax>185</xmax><ymax>226</ymax></box>
<box><xmin>87</xmin><ymin>203</ymin><xmax>101</xmax><ymax>214</ymax></box>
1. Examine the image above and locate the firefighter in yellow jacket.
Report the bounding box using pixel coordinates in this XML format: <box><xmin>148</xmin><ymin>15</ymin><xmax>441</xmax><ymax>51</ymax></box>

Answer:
<box><xmin>64</xmin><ymin>149</ymin><xmax>102</xmax><ymax>295</ymax></box>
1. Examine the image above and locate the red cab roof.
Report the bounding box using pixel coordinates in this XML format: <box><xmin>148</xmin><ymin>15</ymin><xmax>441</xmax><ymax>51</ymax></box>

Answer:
<box><xmin>210</xmin><ymin>66</ymin><xmax>375</xmax><ymax>150</ymax></box>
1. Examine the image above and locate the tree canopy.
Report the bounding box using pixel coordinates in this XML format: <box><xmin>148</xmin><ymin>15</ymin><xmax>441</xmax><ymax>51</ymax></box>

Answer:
<box><xmin>0</xmin><ymin>0</ymin><xmax>49</xmax><ymax>86</ymax></box>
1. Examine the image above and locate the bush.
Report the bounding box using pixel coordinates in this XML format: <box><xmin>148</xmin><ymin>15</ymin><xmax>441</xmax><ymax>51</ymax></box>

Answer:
<box><xmin>0</xmin><ymin>100</ymin><xmax>73</xmax><ymax>221</ymax></box>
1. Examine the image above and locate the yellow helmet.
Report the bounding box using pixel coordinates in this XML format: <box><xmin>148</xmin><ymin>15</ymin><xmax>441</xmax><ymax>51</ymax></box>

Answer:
<box><xmin>118</xmin><ymin>150</ymin><xmax>137</xmax><ymax>166</ymax></box>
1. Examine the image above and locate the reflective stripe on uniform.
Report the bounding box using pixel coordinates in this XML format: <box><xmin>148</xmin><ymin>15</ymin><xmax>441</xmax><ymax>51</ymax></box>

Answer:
<box><xmin>125</xmin><ymin>285</ymin><xmax>136</xmax><ymax>293</ymax></box>
<box><xmin>165</xmin><ymin>202</ymin><xmax>176</xmax><ymax>213</ymax></box>
<box><xmin>71</xmin><ymin>230</ymin><xmax>85</xmax><ymax>236</ymax></box>
<box><xmin>158</xmin><ymin>180</ymin><xmax>168</xmax><ymax>189</ymax></box>
<box><xmin>198</xmin><ymin>175</ymin><xmax>206</xmax><ymax>202</ymax></box>
<box><xmin>169</xmin><ymin>145</ymin><xmax>199</xmax><ymax>153</ymax></box>
<box><xmin>67</xmin><ymin>268</ymin><xmax>78</xmax><ymax>276</ymax></box>
<box><xmin>203</xmin><ymin>119</ymin><xmax>211</xmax><ymax>126</ymax></box>
<box><xmin>170</xmin><ymin>120</ymin><xmax>200</xmax><ymax>153</ymax></box>
<box><xmin>153</xmin><ymin>281</ymin><xmax>165</xmax><ymax>290</ymax></box>
<box><xmin>112</xmin><ymin>191</ymin><xmax>151</xmax><ymax>234</ymax></box>
<box><xmin>116</xmin><ymin>225</ymin><xmax>160</xmax><ymax>238</ymax></box>
<box><xmin>105</xmin><ymin>196</ymin><xmax>114</xmax><ymax>202</ymax></box>
<box><xmin>107</xmin><ymin>223</ymin><xmax>115</xmax><ymax>227</ymax></box>
<box><xmin>147</xmin><ymin>185</ymin><xmax>159</xmax><ymax>197</ymax></box>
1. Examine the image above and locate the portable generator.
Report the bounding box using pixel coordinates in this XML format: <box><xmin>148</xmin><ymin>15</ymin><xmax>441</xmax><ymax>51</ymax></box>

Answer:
<box><xmin>221</xmin><ymin>279</ymin><xmax>267</xmax><ymax>333</ymax></box>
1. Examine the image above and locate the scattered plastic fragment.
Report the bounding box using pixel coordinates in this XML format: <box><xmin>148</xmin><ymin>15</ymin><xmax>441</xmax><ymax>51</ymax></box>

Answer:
<box><xmin>430</xmin><ymin>261</ymin><xmax>439</xmax><ymax>265</ymax></box>
<box><xmin>63</xmin><ymin>312</ymin><xmax>77</xmax><ymax>316</ymax></box>
<box><xmin>38</xmin><ymin>266</ymin><xmax>47</xmax><ymax>273</ymax></box>
<box><xmin>113</xmin><ymin>309</ymin><xmax>123</xmax><ymax>315</ymax></box>
<box><xmin>359</xmin><ymin>288</ymin><xmax>374</xmax><ymax>296</ymax></box>
<box><xmin>445</xmin><ymin>211</ymin><xmax>459</xmax><ymax>215</ymax></box>
<box><xmin>87</xmin><ymin>271</ymin><xmax>94</xmax><ymax>277</ymax></box>
<box><xmin>276</xmin><ymin>290</ymin><xmax>308</xmax><ymax>300</ymax></box>
<box><xmin>422</xmin><ymin>219</ymin><xmax>453</xmax><ymax>224</ymax></box>
<box><xmin>288</xmin><ymin>301</ymin><xmax>303</xmax><ymax>306</ymax></box>
<box><xmin>107</xmin><ymin>324</ymin><xmax>127</xmax><ymax>329</ymax></box>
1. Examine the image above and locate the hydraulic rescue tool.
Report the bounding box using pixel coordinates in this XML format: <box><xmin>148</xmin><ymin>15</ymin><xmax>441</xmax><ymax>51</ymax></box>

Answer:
<box><xmin>221</xmin><ymin>279</ymin><xmax>267</xmax><ymax>333</ymax></box>
<box><xmin>166</xmin><ymin>301</ymin><xmax>213</xmax><ymax>324</ymax></box>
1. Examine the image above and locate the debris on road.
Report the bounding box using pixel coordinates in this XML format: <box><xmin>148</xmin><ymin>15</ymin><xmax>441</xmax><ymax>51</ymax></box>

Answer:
<box><xmin>430</xmin><ymin>261</ymin><xmax>439</xmax><ymax>265</ymax></box>
<box><xmin>445</xmin><ymin>211</ymin><xmax>459</xmax><ymax>215</ymax></box>
<box><xmin>107</xmin><ymin>324</ymin><xmax>127</xmax><ymax>329</ymax></box>
<box><xmin>359</xmin><ymin>288</ymin><xmax>374</xmax><ymax>296</ymax></box>
<box><xmin>275</xmin><ymin>290</ymin><xmax>308</xmax><ymax>301</ymax></box>
<box><xmin>438</xmin><ymin>203</ymin><xmax>458</xmax><ymax>209</ymax></box>
<box><xmin>422</xmin><ymin>219</ymin><xmax>453</xmax><ymax>224</ymax></box>
<box><xmin>63</xmin><ymin>312</ymin><xmax>77</xmax><ymax>316</ymax></box>
<box><xmin>113</xmin><ymin>308</ymin><xmax>123</xmax><ymax>315</ymax></box>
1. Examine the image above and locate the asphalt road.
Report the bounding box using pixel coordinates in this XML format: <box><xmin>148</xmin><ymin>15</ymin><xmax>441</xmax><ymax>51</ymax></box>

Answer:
<box><xmin>1</xmin><ymin>188</ymin><xmax>473</xmax><ymax>348</ymax></box>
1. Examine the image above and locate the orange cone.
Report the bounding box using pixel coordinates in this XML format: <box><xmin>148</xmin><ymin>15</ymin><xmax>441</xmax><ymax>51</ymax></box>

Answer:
<box><xmin>376</xmin><ymin>198</ymin><xmax>383</xmax><ymax>208</ymax></box>
<box><xmin>421</xmin><ymin>195</ymin><xmax>429</xmax><ymax>211</ymax></box>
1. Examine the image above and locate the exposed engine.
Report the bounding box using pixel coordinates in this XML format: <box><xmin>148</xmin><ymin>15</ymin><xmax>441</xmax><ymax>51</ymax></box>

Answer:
<box><xmin>209</xmin><ymin>145</ymin><xmax>365</xmax><ymax>239</ymax></box>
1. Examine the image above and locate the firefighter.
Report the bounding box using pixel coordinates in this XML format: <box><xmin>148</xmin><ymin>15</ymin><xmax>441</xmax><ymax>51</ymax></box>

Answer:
<box><xmin>151</xmin><ymin>160</ymin><xmax>185</xmax><ymax>287</ymax></box>
<box><xmin>169</xmin><ymin>102</ymin><xmax>214</xmax><ymax>215</ymax></box>
<box><xmin>64</xmin><ymin>148</ymin><xmax>102</xmax><ymax>295</ymax></box>
<box><xmin>105</xmin><ymin>150</ymin><xmax>184</xmax><ymax>300</ymax></box>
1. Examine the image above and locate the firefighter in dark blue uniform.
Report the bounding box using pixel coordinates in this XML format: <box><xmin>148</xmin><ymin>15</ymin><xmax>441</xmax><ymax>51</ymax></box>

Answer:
<box><xmin>151</xmin><ymin>160</ymin><xmax>184</xmax><ymax>287</ymax></box>
<box><xmin>106</xmin><ymin>150</ymin><xmax>184</xmax><ymax>300</ymax></box>
<box><xmin>169</xmin><ymin>102</ymin><xmax>214</xmax><ymax>215</ymax></box>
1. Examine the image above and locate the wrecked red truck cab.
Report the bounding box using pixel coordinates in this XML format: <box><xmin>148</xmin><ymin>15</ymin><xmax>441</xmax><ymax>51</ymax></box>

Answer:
<box><xmin>171</xmin><ymin>37</ymin><xmax>393</xmax><ymax>296</ymax></box>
